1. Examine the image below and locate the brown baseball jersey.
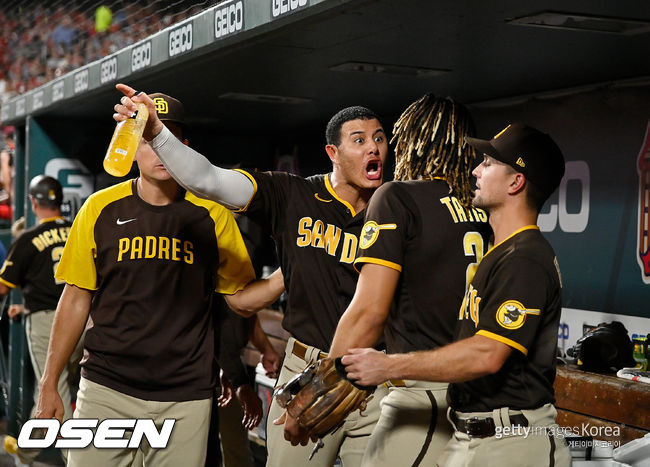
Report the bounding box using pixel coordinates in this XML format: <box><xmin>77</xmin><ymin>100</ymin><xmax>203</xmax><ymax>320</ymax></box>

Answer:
<box><xmin>449</xmin><ymin>226</ymin><xmax>562</xmax><ymax>411</ymax></box>
<box><xmin>237</xmin><ymin>170</ymin><xmax>364</xmax><ymax>351</ymax></box>
<box><xmin>56</xmin><ymin>179</ymin><xmax>255</xmax><ymax>401</ymax></box>
<box><xmin>0</xmin><ymin>217</ymin><xmax>71</xmax><ymax>312</ymax></box>
<box><xmin>354</xmin><ymin>179</ymin><xmax>492</xmax><ymax>353</ymax></box>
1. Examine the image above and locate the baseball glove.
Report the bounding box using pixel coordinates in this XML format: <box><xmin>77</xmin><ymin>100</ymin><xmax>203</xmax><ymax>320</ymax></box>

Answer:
<box><xmin>274</xmin><ymin>357</ymin><xmax>375</xmax><ymax>437</ymax></box>
<box><xmin>566</xmin><ymin>321</ymin><xmax>635</xmax><ymax>373</ymax></box>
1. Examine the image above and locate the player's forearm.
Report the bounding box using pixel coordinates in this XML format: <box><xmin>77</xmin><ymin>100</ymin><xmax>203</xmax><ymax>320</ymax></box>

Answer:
<box><xmin>224</xmin><ymin>269</ymin><xmax>285</xmax><ymax>316</ymax></box>
<box><xmin>330</xmin><ymin>264</ymin><xmax>397</xmax><ymax>358</ymax></box>
<box><xmin>150</xmin><ymin>126</ymin><xmax>254</xmax><ymax>209</ymax></box>
<box><xmin>329</xmin><ymin>301</ymin><xmax>386</xmax><ymax>358</ymax></box>
<box><xmin>40</xmin><ymin>285</ymin><xmax>91</xmax><ymax>390</ymax></box>
<box><xmin>249</xmin><ymin>315</ymin><xmax>273</xmax><ymax>354</ymax></box>
<box><xmin>383</xmin><ymin>335</ymin><xmax>511</xmax><ymax>383</ymax></box>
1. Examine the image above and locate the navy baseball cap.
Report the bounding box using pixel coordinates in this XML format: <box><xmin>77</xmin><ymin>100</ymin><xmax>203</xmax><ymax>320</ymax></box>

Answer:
<box><xmin>465</xmin><ymin>123</ymin><xmax>565</xmax><ymax>200</ymax></box>
<box><xmin>29</xmin><ymin>175</ymin><xmax>63</xmax><ymax>206</ymax></box>
<box><xmin>149</xmin><ymin>93</ymin><xmax>186</xmax><ymax>128</ymax></box>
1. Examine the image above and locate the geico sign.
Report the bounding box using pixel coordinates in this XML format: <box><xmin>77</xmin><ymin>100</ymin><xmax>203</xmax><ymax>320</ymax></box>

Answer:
<box><xmin>215</xmin><ymin>1</ymin><xmax>243</xmax><ymax>39</ymax></box>
<box><xmin>33</xmin><ymin>91</ymin><xmax>44</xmax><ymax>110</ymax></box>
<box><xmin>169</xmin><ymin>24</ymin><xmax>193</xmax><ymax>57</ymax></box>
<box><xmin>74</xmin><ymin>70</ymin><xmax>89</xmax><ymax>94</ymax></box>
<box><xmin>16</xmin><ymin>98</ymin><xmax>25</xmax><ymax>116</ymax></box>
<box><xmin>272</xmin><ymin>0</ymin><xmax>308</xmax><ymax>18</ymax></box>
<box><xmin>18</xmin><ymin>418</ymin><xmax>176</xmax><ymax>449</ymax></box>
<box><xmin>539</xmin><ymin>161</ymin><xmax>590</xmax><ymax>233</ymax></box>
<box><xmin>52</xmin><ymin>80</ymin><xmax>65</xmax><ymax>102</ymax></box>
<box><xmin>131</xmin><ymin>41</ymin><xmax>152</xmax><ymax>72</ymax></box>
<box><xmin>100</xmin><ymin>57</ymin><xmax>118</xmax><ymax>83</ymax></box>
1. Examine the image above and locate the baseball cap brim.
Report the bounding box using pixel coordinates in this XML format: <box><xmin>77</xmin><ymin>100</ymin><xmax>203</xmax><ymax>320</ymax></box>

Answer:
<box><xmin>464</xmin><ymin>136</ymin><xmax>502</xmax><ymax>161</ymax></box>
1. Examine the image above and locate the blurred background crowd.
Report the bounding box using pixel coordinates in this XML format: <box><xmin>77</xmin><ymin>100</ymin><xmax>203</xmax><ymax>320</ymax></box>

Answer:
<box><xmin>0</xmin><ymin>0</ymin><xmax>220</xmax><ymax>104</ymax></box>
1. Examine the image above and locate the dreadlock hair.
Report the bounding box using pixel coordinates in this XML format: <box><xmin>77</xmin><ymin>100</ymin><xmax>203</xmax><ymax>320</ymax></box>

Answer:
<box><xmin>392</xmin><ymin>94</ymin><xmax>477</xmax><ymax>207</ymax></box>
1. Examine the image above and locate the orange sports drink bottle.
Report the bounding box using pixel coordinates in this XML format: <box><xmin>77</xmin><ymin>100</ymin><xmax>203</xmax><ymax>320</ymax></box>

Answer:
<box><xmin>104</xmin><ymin>102</ymin><xmax>149</xmax><ymax>177</ymax></box>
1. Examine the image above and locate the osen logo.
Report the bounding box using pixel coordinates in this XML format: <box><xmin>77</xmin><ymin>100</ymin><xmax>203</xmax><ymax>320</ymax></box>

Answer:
<box><xmin>215</xmin><ymin>1</ymin><xmax>244</xmax><ymax>39</ymax></box>
<box><xmin>169</xmin><ymin>23</ymin><xmax>193</xmax><ymax>57</ymax></box>
<box><xmin>74</xmin><ymin>69</ymin><xmax>89</xmax><ymax>94</ymax></box>
<box><xmin>100</xmin><ymin>57</ymin><xmax>118</xmax><ymax>84</ymax></box>
<box><xmin>272</xmin><ymin>0</ymin><xmax>308</xmax><ymax>18</ymax></box>
<box><xmin>52</xmin><ymin>80</ymin><xmax>65</xmax><ymax>102</ymax></box>
<box><xmin>33</xmin><ymin>90</ymin><xmax>44</xmax><ymax>110</ymax></box>
<box><xmin>131</xmin><ymin>41</ymin><xmax>152</xmax><ymax>72</ymax></box>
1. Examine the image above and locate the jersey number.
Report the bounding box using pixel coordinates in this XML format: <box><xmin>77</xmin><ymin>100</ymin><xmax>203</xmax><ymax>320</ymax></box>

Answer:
<box><xmin>463</xmin><ymin>232</ymin><xmax>484</xmax><ymax>290</ymax></box>
<box><xmin>52</xmin><ymin>247</ymin><xmax>64</xmax><ymax>285</ymax></box>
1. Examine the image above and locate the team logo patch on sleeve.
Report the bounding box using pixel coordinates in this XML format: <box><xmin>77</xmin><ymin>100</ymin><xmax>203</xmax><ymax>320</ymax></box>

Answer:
<box><xmin>359</xmin><ymin>221</ymin><xmax>396</xmax><ymax>249</ymax></box>
<box><xmin>496</xmin><ymin>300</ymin><xmax>540</xmax><ymax>329</ymax></box>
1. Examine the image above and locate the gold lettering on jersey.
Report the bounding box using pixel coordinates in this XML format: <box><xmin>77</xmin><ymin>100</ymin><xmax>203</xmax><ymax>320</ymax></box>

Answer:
<box><xmin>117</xmin><ymin>236</ymin><xmax>194</xmax><ymax>264</ymax></box>
<box><xmin>145</xmin><ymin>236</ymin><xmax>156</xmax><ymax>259</ymax></box>
<box><xmin>159</xmin><ymin>237</ymin><xmax>170</xmax><ymax>259</ymax></box>
<box><xmin>459</xmin><ymin>284</ymin><xmax>481</xmax><ymax>327</ymax></box>
<box><xmin>296</xmin><ymin>217</ymin><xmax>312</xmax><ymax>247</ymax></box>
<box><xmin>440</xmin><ymin>196</ymin><xmax>488</xmax><ymax>224</ymax></box>
<box><xmin>311</xmin><ymin>220</ymin><xmax>324</xmax><ymax>248</ymax></box>
<box><xmin>296</xmin><ymin>217</ymin><xmax>358</xmax><ymax>262</ymax></box>
<box><xmin>131</xmin><ymin>237</ymin><xmax>143</xmax><ymax>259</ymax></box>
<box><xmin>323</xmin><ymin>224</ymin><xmax>342</xmax><ymax>256</ymax></box>
<box><xmin>340</xmin><ymin>232</ymin><xmax>358</xmax><ymax>264</ymax></box>
<box><xmin>184</xmin><ymin>241</ymin><xmax>194</xmax><ymax>264</ymax></box>
<box><xmin>31</xmin><ymin>227</ymin><xmax>71</xmax><ymax>252</ymax></box>
<box><xmin>172</xmin><ymin>238</ymin><xmax>181</xmax><ymax>261</ymax></box>
<box><xmin>117</xmin><ymin>238</ymin><xmax>129</xmax><ymax>261</ymax></box>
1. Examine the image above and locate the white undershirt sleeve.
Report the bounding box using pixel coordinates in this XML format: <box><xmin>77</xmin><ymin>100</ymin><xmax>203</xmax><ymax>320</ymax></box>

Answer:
<box><xmin>150</xmin><ymin>126</ymin><xmax>255</xmax><ymax>210</ymax></box>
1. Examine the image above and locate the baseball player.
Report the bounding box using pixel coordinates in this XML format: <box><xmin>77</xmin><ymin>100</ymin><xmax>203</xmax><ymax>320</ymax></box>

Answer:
<box><xmin>342</xmin><ymin>123</ymin><xmax>571</xmax><ymax>467</ymax></box>
<box><xmin>34</xmin><ymin>93</ymin><xmax>256</xmax><ymax>467</ymax></box>
<box><xmin>0</xmin><ymin>175</ymin><xmax>81</xmax><ymax>464</ymax></box>
<box><xmin>326</xmin><ymin>95</ymin><xmax>492</xmax><ymax>466</ymax></box>
<box><xmin>113</xmin><ymin>83</ymin><xmax>389</xmax><ymax>466</ymax></box>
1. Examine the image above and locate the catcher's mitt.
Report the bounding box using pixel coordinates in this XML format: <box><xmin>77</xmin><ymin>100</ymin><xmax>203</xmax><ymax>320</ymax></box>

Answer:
<box><xmin>274</xmin><ymin>357</ymin><xmax>375</xmax><ymax>438</ymax></box>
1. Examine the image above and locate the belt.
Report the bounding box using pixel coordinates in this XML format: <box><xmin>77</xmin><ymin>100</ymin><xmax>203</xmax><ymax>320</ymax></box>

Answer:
<box><xmin>450</xmin><ymin>410</ymin><xmax>528</xmax><ymax>438</ymax></box>
<box><xmin>291</xmin><ymin>340</ymin><xmax>327</xmax><ymax>361</ymax></box>
<box><xmin>384</xmin><ymin>379</ymin><xmax>406</xmax><ymax>387</ymax></box>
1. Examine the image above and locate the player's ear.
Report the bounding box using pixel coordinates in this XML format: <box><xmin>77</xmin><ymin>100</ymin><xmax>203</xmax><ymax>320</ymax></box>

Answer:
<box><xmin>508</xmin><ymin>172</ymin><xmax>526</xmax><ymax>195</ymax></box>
<box><xmin>325</xmin><ymin>144</ymin><xmax>339</xmax><ymax>164</ymax></box>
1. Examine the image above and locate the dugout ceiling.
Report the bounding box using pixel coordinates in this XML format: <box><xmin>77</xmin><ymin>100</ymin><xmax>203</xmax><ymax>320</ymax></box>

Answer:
<box><xmin>2</xmin><ymin>0</ymin><xmax>650</xmax><ymax>133</ymax></box>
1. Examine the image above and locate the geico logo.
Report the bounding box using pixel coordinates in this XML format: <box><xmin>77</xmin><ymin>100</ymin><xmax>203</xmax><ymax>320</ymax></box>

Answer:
<box><xmin>100</xmin><ymin>58</ymin><xmax>118</xmax><ymax>83</ymax></box>
<box><xmin>538</xmin><ymin>161</ymin><xmax>590</xmax><ymax>233</ymax></box>
<box><xmin>117</xmin><ymin>236</ymin><xmax>194</xmax><ymax>264</ymax></box>
<box><xmin>272</xmin><ymin>0</ymin><xmax>308</xmax><ymax>17</ymax></box>
<box><xmin>131</xmin><ymin>42</ymin><xmax>151</xmax><ymax>72</ymax></box>
<box><xmin>74</xmin><ymin>70</ymin><xmax>89</xmax><ymax>93</ymax></box>
<box><xmin>33</xmin><ymin>91</ymin><xmax>44</xmax><ymax>110</ymax></box>
<box><xmin>215</xmin><ymin>1</ymin><xmax>243</xmax><ymax>39</ymax></box>
<box><xmin>52</xmin><ymin>81</ymin><xmax>65</xmax><ymax>102</ymax></box>
<box><xmin>18</xmin><ymin>418</ymin><xmax>175</xmax><ymax>449</ymax></box>
<box><xmin>31</xmin><ymin>227</ymin><xmax>71</xmax><ymax>252</ymax></box>
<box><xmin>296</xmin><ymin>217</ymin><xmax>358</xmax><ymax>264</ymax></box>
<box><xmin>169</xmin><ymin>24</ymin><xmax>193</xmax><ymax>56</ymax></box>
<box><xmin>16</xmin><ymin>99</ymin><xmax>25</xmax><ymax>116</ymax></box>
